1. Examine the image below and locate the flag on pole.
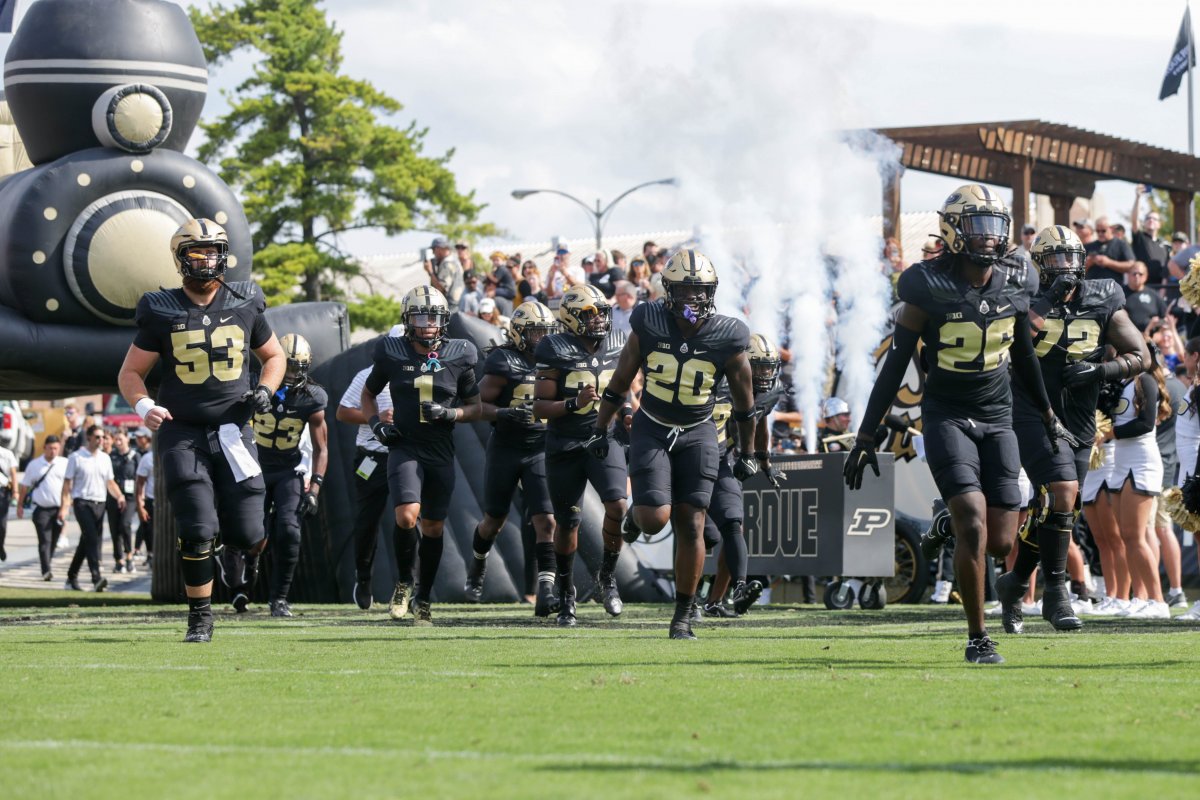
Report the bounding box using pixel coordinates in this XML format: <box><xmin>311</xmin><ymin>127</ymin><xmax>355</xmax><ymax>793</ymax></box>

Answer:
<box><xmin>0</xmin><ymin>0</ymin><xmax>16</xmax><ymax>34</ymax></box>
<box><xmin>1161</xmin><ymin>6</ymin><xmax>1196</xmax><ymax>99</ymax></box>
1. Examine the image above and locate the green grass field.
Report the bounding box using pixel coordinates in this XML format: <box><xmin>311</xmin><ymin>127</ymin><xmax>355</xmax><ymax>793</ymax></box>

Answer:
<box><xmin>1</xmin><ymin>590</ymin><xmax>1197</xmax><ymax>799</ymax></box>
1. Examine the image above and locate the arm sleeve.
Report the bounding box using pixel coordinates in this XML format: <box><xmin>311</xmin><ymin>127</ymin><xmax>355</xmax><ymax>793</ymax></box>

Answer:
<box><xmin>1008</xmin><ymin>312</ymin><xmax>1052</xmax><ymax>414</ymax></box>
<box><xmin>859</xmin><ymin>325</ymin><xmax>920</xmax><ymax>439</ymax></box>
<box><xmin>364</xmin><ymin>366</ymin><xmax>387</xmax><ymax>397</ymax></box>
<box><xmin>1114</xmin><ymin>374</ymin><xmax>1158</xmax><ymax>438</ymax></box>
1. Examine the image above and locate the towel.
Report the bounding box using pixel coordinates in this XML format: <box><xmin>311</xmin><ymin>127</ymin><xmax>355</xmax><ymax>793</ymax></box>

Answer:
<box><xmin>218</xmin><ymin>423</ymin><xmax>262</xmax><ymax>482</ymax></box>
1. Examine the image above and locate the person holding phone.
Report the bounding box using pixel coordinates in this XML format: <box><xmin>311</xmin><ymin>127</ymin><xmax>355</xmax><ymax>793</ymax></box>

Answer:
<box><xmin>423</xmin><ymin>237</ymin><xmax>464</xmax><ymax>312</ymax></box>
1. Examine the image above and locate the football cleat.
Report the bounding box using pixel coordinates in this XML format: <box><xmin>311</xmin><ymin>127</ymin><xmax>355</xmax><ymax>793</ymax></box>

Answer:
<box><xmin>596</xmin><ymin>572</ymin><xmax>623</xmax><ymax>617</ymax></box>
<box><xmin>1041</xmin><ymin>586</ymin><xmax>1082</xmax><ymax>631</ymax></box>
<box><xmin>534</xmin><ymin>581</ymin><xmax>560</xmax><ymax>618</ymax></box>
<box><xmin>269</xmin><ymin>600</ymin><xmax>293</xmax><ymax>618</ymax></box>
<box><xmin>412</xmin><ymin>600</ymin><xmax>433</xmax><ymax>627</ymax></box>
<box><xmin>183</xmin><ymin>616</ymin><xmax>213</xmax><ymax>644</ymax></box>
<box><xmin>556</xmin><ymin>587</ymin><xmax>578</xmax><ymax>627</ymax></box>
<box><xmin>389</xmin><ymin>582</ymin><xmax>413</xmax><ymax>621</ymax></box>
<box><xmin>464</xmin><ymin>557</ymin><xmax>487</xmax><ymax>604</ymax></box>
<box><xmin>669</xmin><ymin>620</ymin><xmax>697</xmax><ymax>640</ymax></box>
<box><xmin>994</xmin><ymin>572</ymin><xmax>1026</xmax><ymax>635</ymax></box>
<box><xmin>353</xmin><ymin>579</ymin><xmax>373</xmax><ymax>611</ymax></box>
<box><xmin>704</xmin><ymin>602</ymin><xmax>737</xmax><ymax>618</ymax></box>
<box><xmin>731</xmin><ymin>579</ymin><xmax>764</xmax><ymax>615</ymax></box>
<box><xmin>919</xmin><ymin>499</ymin><xmax>952</xmax><ymax>561</ymax></box>
<box><xmin>231</xmin><ymin>593</ymin><xmax>249</xmax><ymax>614</ymax></box>
<box><xmin>689</xmin><ymin>596</ymin><xmax>703</xmax><ymax>624</ymax></box>
<box><xmin>965</xmin><ymin>635</ymin><xmax>1004</xmax><ymax>664</ymax></box>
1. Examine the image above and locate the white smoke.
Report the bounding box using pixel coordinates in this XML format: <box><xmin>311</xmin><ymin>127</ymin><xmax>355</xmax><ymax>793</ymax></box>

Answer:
<box><xmin>621</xmin><ymin>5</ymin><xmax>898</xmax><ymax>450</ymax></box>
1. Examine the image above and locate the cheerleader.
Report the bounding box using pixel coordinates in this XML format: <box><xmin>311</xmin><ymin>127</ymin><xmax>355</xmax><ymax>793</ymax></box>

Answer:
<box><xmin>1110</xmin><ymin>355</ymin><xmax>1171</xmax><ymax>619</ymax></box>
<box><xmin>1173</xmin><ymin>337</ymin><xmax>1200</xmax><ymax>621</ymax></box>
<box><xmin>1081</xmin><ymin>435</ymin><xmax>1128</xmax><ymax>615</ymax></box>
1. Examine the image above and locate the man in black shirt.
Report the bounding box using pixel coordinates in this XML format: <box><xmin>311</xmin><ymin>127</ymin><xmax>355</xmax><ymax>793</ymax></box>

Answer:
<box><xmin>1131</xmin><ymin>188</ymin><xmax>1170</xmax><ymax>286</ymax></box>
<box><xmin>1084</xmin><ymin>216</ymin><xmax>1136</xmax><ymax>284</ymax></box>
<box><xmin>1123</xmin><ymin>262</ymin><xmax>1167</xmax><ymax>333</ymax></box>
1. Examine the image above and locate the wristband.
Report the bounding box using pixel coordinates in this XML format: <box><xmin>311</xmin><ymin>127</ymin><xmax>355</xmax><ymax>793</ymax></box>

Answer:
<box><xmin>619</xmin><ymin>404</ymin><xmax>633</xmax><ymax>420</ymax></box>
<box><xmin>732</xmin><ymin>407</ymin><xmax>756</xmax><ymax>422</ymax></box>
<box><xmin>754</xmin><ymin>450</ymin><xmax>770</xmax><ymax>461</ymax></box>
<box><xmin>601</xmin><ymin>387</ymin><xmax>623</xmax><ymax>406</ymax></box>
<box><xmin>368</xmin><ymin>415</ymin><xmax>380</xmax><ymax>428</ymax></box>
<box><xmin>565</xmin><ymin>397</ymin><xmax>578</xmax><ymax>412</ymax></box>
<box><xmin>135</xmin><ymin>397</ymin><xmax>156</xmax><ymax>420</ymax></box>
<box><xmin>311</xmin><ymin>474</ymin><xmax>324</xmax><ymax>487</ymax></box>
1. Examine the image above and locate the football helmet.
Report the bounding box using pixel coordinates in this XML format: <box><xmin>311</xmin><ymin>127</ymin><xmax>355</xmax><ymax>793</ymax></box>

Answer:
<box><xmin>1031</xmin><ymin>225</ymin><xmax>1086</xmax><ymax>282</ymax></box>
<box><xmin>402</xmin><ymin>285</ymin><xmax>450</xmax><ymax>350</ymax></box>
<box><xmin>279</xmin><ymin>333</ymin><xmax>313</xmax><ymax>388</ymax></box>
<box><xmin>748</xmin><ymin>333</ymin><xmax>782</xmax><ymax>393</ymax></box>
<box><xmin>508</xmin><ymin>300</ymin><xmax>558</xmax><ymax>351</ymax></box>
<box><xmin>661</xmin><ymin>249</ymin><xmax>718</xmax><ymax>322</ymax></box>
<box><xmin>557</xmin><ymin>284</ymin><xmax>611</xmax><ymax>340</ymax></box>
<box><xmin>171</xmin><ymin>218</ymin><xmax>229</xmax><ymax>282</ymax></box>
<box><xmin>938</xmin><ymin>184</ymin><xmax>1010</xmax><ymax>266</ymax></box>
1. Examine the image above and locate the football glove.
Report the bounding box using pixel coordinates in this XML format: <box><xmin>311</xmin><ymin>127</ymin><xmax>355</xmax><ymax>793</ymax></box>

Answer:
<box><xmin>421</xmin><ymin>401</ymin><xmax>456</xmax><ymax>423</ymax></box>
<box><xmin>496</xmin><ymin>406</ymin><xmax>535</xmax><ymax>425</ymax></box>
<box><xmin>1043</xmin><ymin>412</ymin><xmax>1083</xmax><ymax>454</ymax></box>
<box><xmin>733</xmin><ymin>452</ymin><xmax>759</xmax><ymax>482</ymax></box>
<box><xmin>764</xmin><ymin>465</ymin><xmax>786</xmax><ymax>489</ymax></box>
<box><xmin>241</xmin><ymin>384</ymin><xmax>273</xmax><ymax>414</ymax></box>
<box><xmin>1045</xmin><ymin>274</ymin><xmax>1079</xmax><ymax>307</ymax></box>
<box><xmin>843</xmin><ymin>442</ymin><xmax>879</xmax><ymax>491</ymax></box>
<box><xmin>583</xmin><ymin>428</ymin><xmax>610</xmax><ymax>460</ymax></box>
<box><xmin>371</xmin><ymin>420</ymin><xmax>402</xmax><ymax>446</ymax></box>
<box><xmin>1062</xmin><ymin>361</ymin><xmax>1102</xmax><ymax>389</ymax></box>
<box><xmin>300</xmin><ymin>491</ymin><xmax>319</xmax><ymax>517</ymax></box>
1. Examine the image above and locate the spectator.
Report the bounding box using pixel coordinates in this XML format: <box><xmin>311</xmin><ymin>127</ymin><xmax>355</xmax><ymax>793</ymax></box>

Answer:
<box><xmin>546</xmin><ymin>245</ymin><xmax>583</xmax><ymax>298</ymax></box>
<box><xmin>920</xmin><ymin>237</ymin><xmax>943</xmax><ymax>261</ymax></box>
<box><xmin>424</xmin><ymin>236</ymin><xmax>464</xmax><ymax>311</ymax></box>
<box><xmin>60</xmin><ymin>424</ymin><xmax>123</xmax><ymax>592</ymax></box>
<box><xmin>1152</xmin><ymin>323</ymin><xmax>1184</xmax><ymax>373</ymax></box>
<box><xmin>17</xmin><ymin>436</ymin><xmax>68</xmax><ymax>581</ymax></box>
<box><xmin>643</xmin><ymin>240</ymin><xmax>659</xmax><ymax>263</ymax></box>
<box><xmin>131</xmin><ymin>426</ymin><xmax>153</xmax><ymax>565</ymax></box>
<box><xmin>818</xmin><ymin>397</ymin><xmax>854</xmax><ymax>453</ymax></box>
<box><xmin>1123</xmin><ymin>262</ymin><xmax>1166</xmax><ymax>332</ymax></box>
<box><xmin>455</xmin><ymin>242</ymin><xmax>477</xmax><ymax>276</ymax></box>
<box><xmin>106</xmin><ymin>428</ymin><xmax>139</xmax><ymax>574</ymax></box>
<box><xmin>518</xmin><ymin>260</ymin><xmax>548</xmax><ymax>305</ymax></box>
<box><xmin>650</xmin><ymin>250</ymin><xmax>668</xmax><ymax>273</ymax></box>
<box><xmin>611</xmin><ymin>249</ymin><xmax>628</xmax><ymax>272</ymax></box>
<box><xmin>459</xmin><ymin>271</ymin><xmax>483</xmax><ymax>316</ymax></box>
<box><xmin>1084</xmin><ymin>216</ymin><xmax>1136</xmax><ymax>283</ymax></box>
<box><xmin>611</xmin><ymin>281</ymin><xmax>639</xmax><ymax>334</ymax></box>
<box><xmin>477</xmin><ymin>297</ymin><xmax>509</xmax><ymax>334</ymax></box>
<box><xmin>1073</xmin><ymin>218</ymin><xmax>1096</xmax><ymax>245</ymax></box>
<box><xmin>486</xmin><ymin>250</ymin><xmax>517</xmax><ymax>303</ymax></box>
<box><xmin>627</xmin><ymin>257</ymin><xmax>652</xmax><ymax>295</ymax></box>
<box><xmin>1131</xmin><ymin>192</ymin><xmax>1170</xmax><ymax>286</ymax></box>
<box><xmin>884</xmin><ymin>237</ymin><xmax>904</xmax><ymax>301</ymax></box>
<box><xmin>1111</xmin><ymin>223</ymin><xmax>1126</xmax><ymax>240</ymax></box>
<box><xmin>1171</xmin><ymin>230</ymin><xmax>1189</xmax><ymax>257</ymax></box>
<box><xmin>1169</xmin><ymin>234</ymin><xmax>1199</xmax><ymax>284</ymax></box>
<box><xmin>589</xmin><ymin>250</ymin><xmax>625</xmax><ymax>298</ymax></box>
<box><xmin>1017</xmin><ymin>225</ymin><xmax>1037</xmax><ymax>259</ymax></box>
<box><xmin>62</xmin><ymin>404</ymin><xmax>85</xmax><ymax>454</ymax></box>
<box><xmin>0</xmin><ymin>440</ymin><xmax>15</xmax><ymax>561</ymax></box>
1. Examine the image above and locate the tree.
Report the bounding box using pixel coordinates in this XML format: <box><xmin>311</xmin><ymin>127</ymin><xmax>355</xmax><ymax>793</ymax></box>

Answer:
<box><xmin>190</xmin><ymin>0</ymin><xmax>496</xmax><ymax>323</ymax></box>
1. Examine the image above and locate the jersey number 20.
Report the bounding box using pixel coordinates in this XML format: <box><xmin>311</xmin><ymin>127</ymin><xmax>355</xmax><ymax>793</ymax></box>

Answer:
<box><xmin>644</xmin><ymin>352</ymin><xmax>718</xmax><ymax>406</ymax></box>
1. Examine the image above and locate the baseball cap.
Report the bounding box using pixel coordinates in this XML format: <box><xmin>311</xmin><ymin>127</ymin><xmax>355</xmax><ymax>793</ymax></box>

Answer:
<box><xmin>1173</xmin><ymin>231</ymin><xmax>1189</xmax><ymax>243</ymax></box>
<box><xmin>132</xmin><ymin>426</ymin><xmax>152</xmax><ymax>438</ymax></box>
<box><xmin>455</xmin><ymin>242</ymin><xmax>469</xmax><ymax>250</ymax></box>
<box><xmin>489</xmin><ymin>250</ymin><xmax>507</xmax><ymax>261</ymax></box>
<box><xmin>430</xmin><ymin>236</ymin><xmax>450</xmax><ymax>248</ymax></box>
<box><xmin>582</xmin><ymin>254</ymin><xmax>595</xmax><ymax>264</ymax></box>
<box><xmin>1071</xmin><ymin>218</ymin><xmax>1094</xmax><ymax>230</ymax></box>
<box><xmin>822</xmin><ymin>397</ymin><xmax>850</xmax><ymax>417</ymax></box>
<box><xmin>1021</xmin><ymin>224</ymin><xmax>1037</xmax><ymax>235</ymax></box>
<box><xmin>556</xmin><ymin>244</ymin><xmax>570</xmax><ymax>255</ymax></box>
<box><xmin>479</xmin><ymin>298</ymin><xmax>496</xmax><ymax>313</ymax></box>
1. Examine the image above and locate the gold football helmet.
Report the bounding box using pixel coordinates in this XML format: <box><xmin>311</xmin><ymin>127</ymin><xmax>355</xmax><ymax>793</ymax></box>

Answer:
<box><xmin>748</xmin><ymin>333</ymin><xmax>782</xmax><ymax>393</ymax></box>
<box><xmin>402</xmin><ymin>285</ymin><xmax>450</xmax><ymax>349</ymax></box>
<box><xmin>557</xmin><ymin>284</ymin><xmax>611</xmax><ymax>340</ymax></box>
<box><xmin>1031</xmin><ymin>225</ymin><xmax>1085</xmax><ymax>281</ymax></box>
<box><xmin>279</xmin><ymin>333</ymin><xmax>313</xmax><ymax>388</ymax></box>
<box><xmin>938</xmin><ymin>184</ymin><xmax>1010</xmax><ymax>266</ymax></box>
<box><xmin>508</xmin><ymin>300</ymin><xmax>558</xmax><ymax>351</ymax></box>
<box><xmin>661</xmin><ymin>249</ymin><xmax>718</xmax><ymax>321</ymax></box>
<box><xmin>170</xmin><ymin>218</ymin><xmax>229</xmax><ymax>281</ymax></box>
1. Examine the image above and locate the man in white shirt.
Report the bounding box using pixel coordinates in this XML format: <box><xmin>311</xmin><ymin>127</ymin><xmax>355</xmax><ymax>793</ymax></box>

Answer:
<box><xmin>611</xmin><ymin>280</ymin><xmax>640</xmax><ymax>335</ymax></box>
<box><xmin>17</xmin><ymin>436</ymin><xmax>68</xmax><ymax>580</ymax></box>
<box><xmin>60</xmin><ymin>425</ymin><xmax>124</xmax><ymax>591</ymax></box>
<box><xmin>135</xmin><ymin>442</ymin><xmax>155</xmax><ymax>569</ymax></box>
<box><xmin>0</xmin><ymin>442</ymin><xmax>17</xmax><ymax>561</ymax></box>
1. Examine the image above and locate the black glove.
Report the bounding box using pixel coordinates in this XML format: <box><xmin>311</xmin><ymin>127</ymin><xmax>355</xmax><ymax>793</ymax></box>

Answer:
<box><xmin>583</xmin><ymin>428</ymin><xmax>610</xmax><ymax>459</ymax></box>
<box><xmin>764</xmin><ymin>465</ymin><xmax>786</xmax><ymax>489</ymax></box>
<box><xmin>421</xmin><ymin>401</ymin><xmax>456</xmax><ymax>423</ymax></box>
<box><xmin>1043</xmin><ymin>412</ymin><xmax>1083</xmax><ymax>454</ymax></box>
<box><xmin>843</xmin><ymin>441</ymin><xmax>879</xmax><ymax>491</ymax></box>
<box><xmin>242</xmin><ymin>384</ymin><xmax>273</xmax><ymax>414</ymax></box>
<box><xmin>733</xmin><ymin>452</ymin><xmax>759</xmax><ymax>482</ymax></box>
<box><xmin>1062</xmin><ymin>361</ymin><xmax>1103</xmax><ymax>389</ymax></box>
<box><xmin>1045</xmin><ymin>274</ymin><xmax>1079</xmax><ymax>307</ymax></box>
<box><xmin>371</xmin><ymin>419</ymin><xmax>402</xmax><ymax>446</ymax></box>
<box><xmin>496</xmin><ymin>406</ymin><xmax>534</xmax><ymax>425</ymax></box>
<box><xmin>300</xmin><ymin>491</ymin><xmax>319</xmax><ymax>517</ymax></box>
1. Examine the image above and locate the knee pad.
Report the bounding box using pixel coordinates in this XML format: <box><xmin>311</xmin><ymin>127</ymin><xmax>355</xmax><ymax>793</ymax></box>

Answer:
<box><xmin>177</xmin><ymin>537</ymin><xmax>215</xmax><ymax>587</ymax></box>
<box><xmin>555</xmin><ymin>506</ymin><xmax>582</xmax><ymax>532</ymax></box>
<box><xmin>719</xmin><ymin>521</ymin><xmax>743</xmax><ymax>540</ymax></box>
<box><xmin>1043</xmin><ymin>510</ymin><xmax>1076</xmax><ymax>532</ymax></box>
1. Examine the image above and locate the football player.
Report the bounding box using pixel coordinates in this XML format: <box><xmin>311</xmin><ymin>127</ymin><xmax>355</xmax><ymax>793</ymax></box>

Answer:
<box><xmin>533</xmin><ymin>285</ymin><xmax>633</xmax><ymax>627</ymax></box>
<box><xmin>361</xmin><ymin>286</ymin><xmax>480</xmax><ymax>626</ymax></box>
<box><xmin>701</xmin><ymin>333</ymin><xmax>788</xmax><ymax>618</ymax></box>
<box><xmin>469</xmin><ymin>301</ymin><xmax>560</xmax><ymax>614</ymax></box>
<box><xmin>117</xmin><ymin>218</ymin><xmax>285</xmax><ymax>643</ymax></box>
<box><xmin>242</xmin><ymin>333</ymin><xmax>329</xmax><ymax>618</ymax></box>
<box><xmin>845</xmin><ymin>186</ymin><xmax>1074</xmax><ymax>664</ymax></box>
<box><xmin>990</xmin><ymin>226</ymin><xmax>1146</xmax><ymax>633</ymax></box>
<box><xmin>593</xmin><ymin>250</ymin><xmax>757</xmax><ymax>640</ymax></box>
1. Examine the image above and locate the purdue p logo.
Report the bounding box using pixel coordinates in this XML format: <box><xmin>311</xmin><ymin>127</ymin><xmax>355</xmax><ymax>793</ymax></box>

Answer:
<box><xmin>846</xmin><ymin>508</ymin><xmax>892</xmax><ymax>537</ymax></box>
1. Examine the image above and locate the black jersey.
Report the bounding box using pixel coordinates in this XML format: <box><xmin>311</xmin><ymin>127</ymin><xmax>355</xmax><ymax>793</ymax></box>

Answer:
<box><xmin>897</xmin><ymin>253</ymin><xmax>1037</xmax><ymax>422</ymax></box>
<box><xmin>1015</xmin><ymin>278</ymin><xmax>1124</xmax><ymax>441</ymax></box>
<box><xmin>535</xmin><ymin>329</ymin><xmax>626</xmax><ymax>440</ymax></box>
<box><xmin>253</xmin><ymin>384</ymin><xmax>328</xmax><ymax>472</ymax></box>
<box><xmin>365</xmin><ymin>336</ymin><xmax>479</xmax><ymax>461</ymax></box>
<box><xmin>133</xmin><ymin>281</ymin><xmax>273</xmax><ymax>426</ymax></box>
<box><xmin>630</xmin><ymin>301</ymin><xmax>749</xmax><ymax>427</ymax></box>
<box><xmin>483</xmin><ymin>345</ymin><xmax>545</xmax><ymax>449</ymax></box>
<box><xmin>713</xmin><ymin>380</ymin><xmax>786</xmax><ymax>451</ymax></box>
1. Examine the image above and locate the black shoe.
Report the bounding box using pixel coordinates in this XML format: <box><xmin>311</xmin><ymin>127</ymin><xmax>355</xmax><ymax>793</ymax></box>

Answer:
<box><xmin>269</xmin><ymin>599</ymin><xmax>293</xmax><ymax>618</ymax></box>
<box><xmin>919</xmin><ymin>498</ymin><xmax>952</xmax><ymax>561</ymax></box>
<box><xmin>184</xmin><ymin>615</ymin><xmax>213</xmax><ymax>643</ymax></box>
<box><xmin>689</xmin><ymin>596</ymin><xmax>703</xmax><ymax>624</ymax></box>
<box><xmin>0</xmin><ymin>544</ymin><xmax>6</xmax><ymax>561</ymax></box>
<box><xmin>596</xmin><ymin>571</ymin><xmax>623</xmax><ymax>617</ymax></box>
<box><xmin>1041</xmin><ymin>586</ymin><xmax>1083</xmax><ymax>631</ymax></box>
<box><xmin>965</xmin><ymin>634</ymin><xmax>1004</xmax><ymax>664</ymax></box>
<box><xmin>464</xmin><ymin>557</ymin><xmax>487</xmax><ymax>603</ymax></box>
<box><xmin>43</xmin><ymin>571</ymin><xmax>53</xmax><ymax>582</ymax></box>
<box><xmin>621</xmin><ymin>509</ymin><xmax>641</xmax><ymax>544</ymax></box>
<box><xmin>731</xmin><ymin>579</ymin><xmax>764</xmax><ymax>615</ymax></box>
<box><xmin>556</xmin><ymin>587</ymin><xmax>577</xmax><ymax>627</ymax></box>
<box><xmin>412</xmin><ymin>600</ymin><xmax>433</xmax><ymax>627</ymax></box>
<box><xmin>353</xmin><ymin>579</ymin><xmax>373</xmax><ymax>611</ymax></box>
<box><xmin>64</xmin><ymin>576</ymin><xmax>82</xmax><ymax>591</ymax></box>
<box><xmin>114</xmin><ymin>562</ymin><xmax>124</xmax><ymax>574</ymax></box>
<box><xmin>704</xmin><ymin>602</ymin><xmax>737</xmax><ymax>618</ymax></box>
<box><xmin>93</xmin><ymin>577</ymin><xmax>108</xmax><ymax>593</ymax></box>
<box><xmin>994</xmin><ymin>571</ymin><xmax>1026</xmax><ymax>635</ymax></box>
<box><xmin>669</xmin><ymin>619</ymin><xmax>697</xmax><ymax>640</ymax></box>
<box><xmin>231</xmin><ymin>593</ymin><xmax>249</xmax><ymax>614</ymax></box>
<box><xmin>534</xmin><ymin>581</ymin><xmax>560</xmax><ymax>618</ymax></box>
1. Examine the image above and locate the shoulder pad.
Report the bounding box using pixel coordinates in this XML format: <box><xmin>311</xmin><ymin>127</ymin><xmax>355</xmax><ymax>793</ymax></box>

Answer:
<box><xmin>710</xmin><ymin>315</ymin><xmax>750</xmax><ymax>349</ymax></box>
<box><xmin>1079</xmin><ymin>278</ymin><xmax>1124</xmax><ymax>312</ymax></box>
<box><xmin>139</xmin><ymin>288</ymin><xmax>187</xmax><ymax>317</ymax></box>
<box><xmin>222</xmin><ymin>281</ymin><xmax>264</xmax><ymax>310</ymax></box>
<box><xmin>306</xmin><ymin>385</ymin><xmax>329</xmax><ymax>409</ymax></box>
<box><xmin>632</xmin><ymin>301</ymin><xmax>670</xmax><ymax>339</ymax></box>
<box><xmin>535</xmin><ymin>333</ymin><xmax>576</xmax><ymax>367</ymax></box>
<box><xmin>438</xmin><ymin>338</ymin><xmax>478</xmax><ymax>362</ymax></box>
<box><xmin>605</xmin><ymin>327</ymin><xmax>627</xmax><ymax>351</ymax></box>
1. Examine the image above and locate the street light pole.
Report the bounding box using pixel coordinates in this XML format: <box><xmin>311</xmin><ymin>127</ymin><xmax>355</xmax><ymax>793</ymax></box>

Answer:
<box><xmin>511</xmin><ymin>178</ymin><xmax>677</xmax><ymax>251</ymax></box>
